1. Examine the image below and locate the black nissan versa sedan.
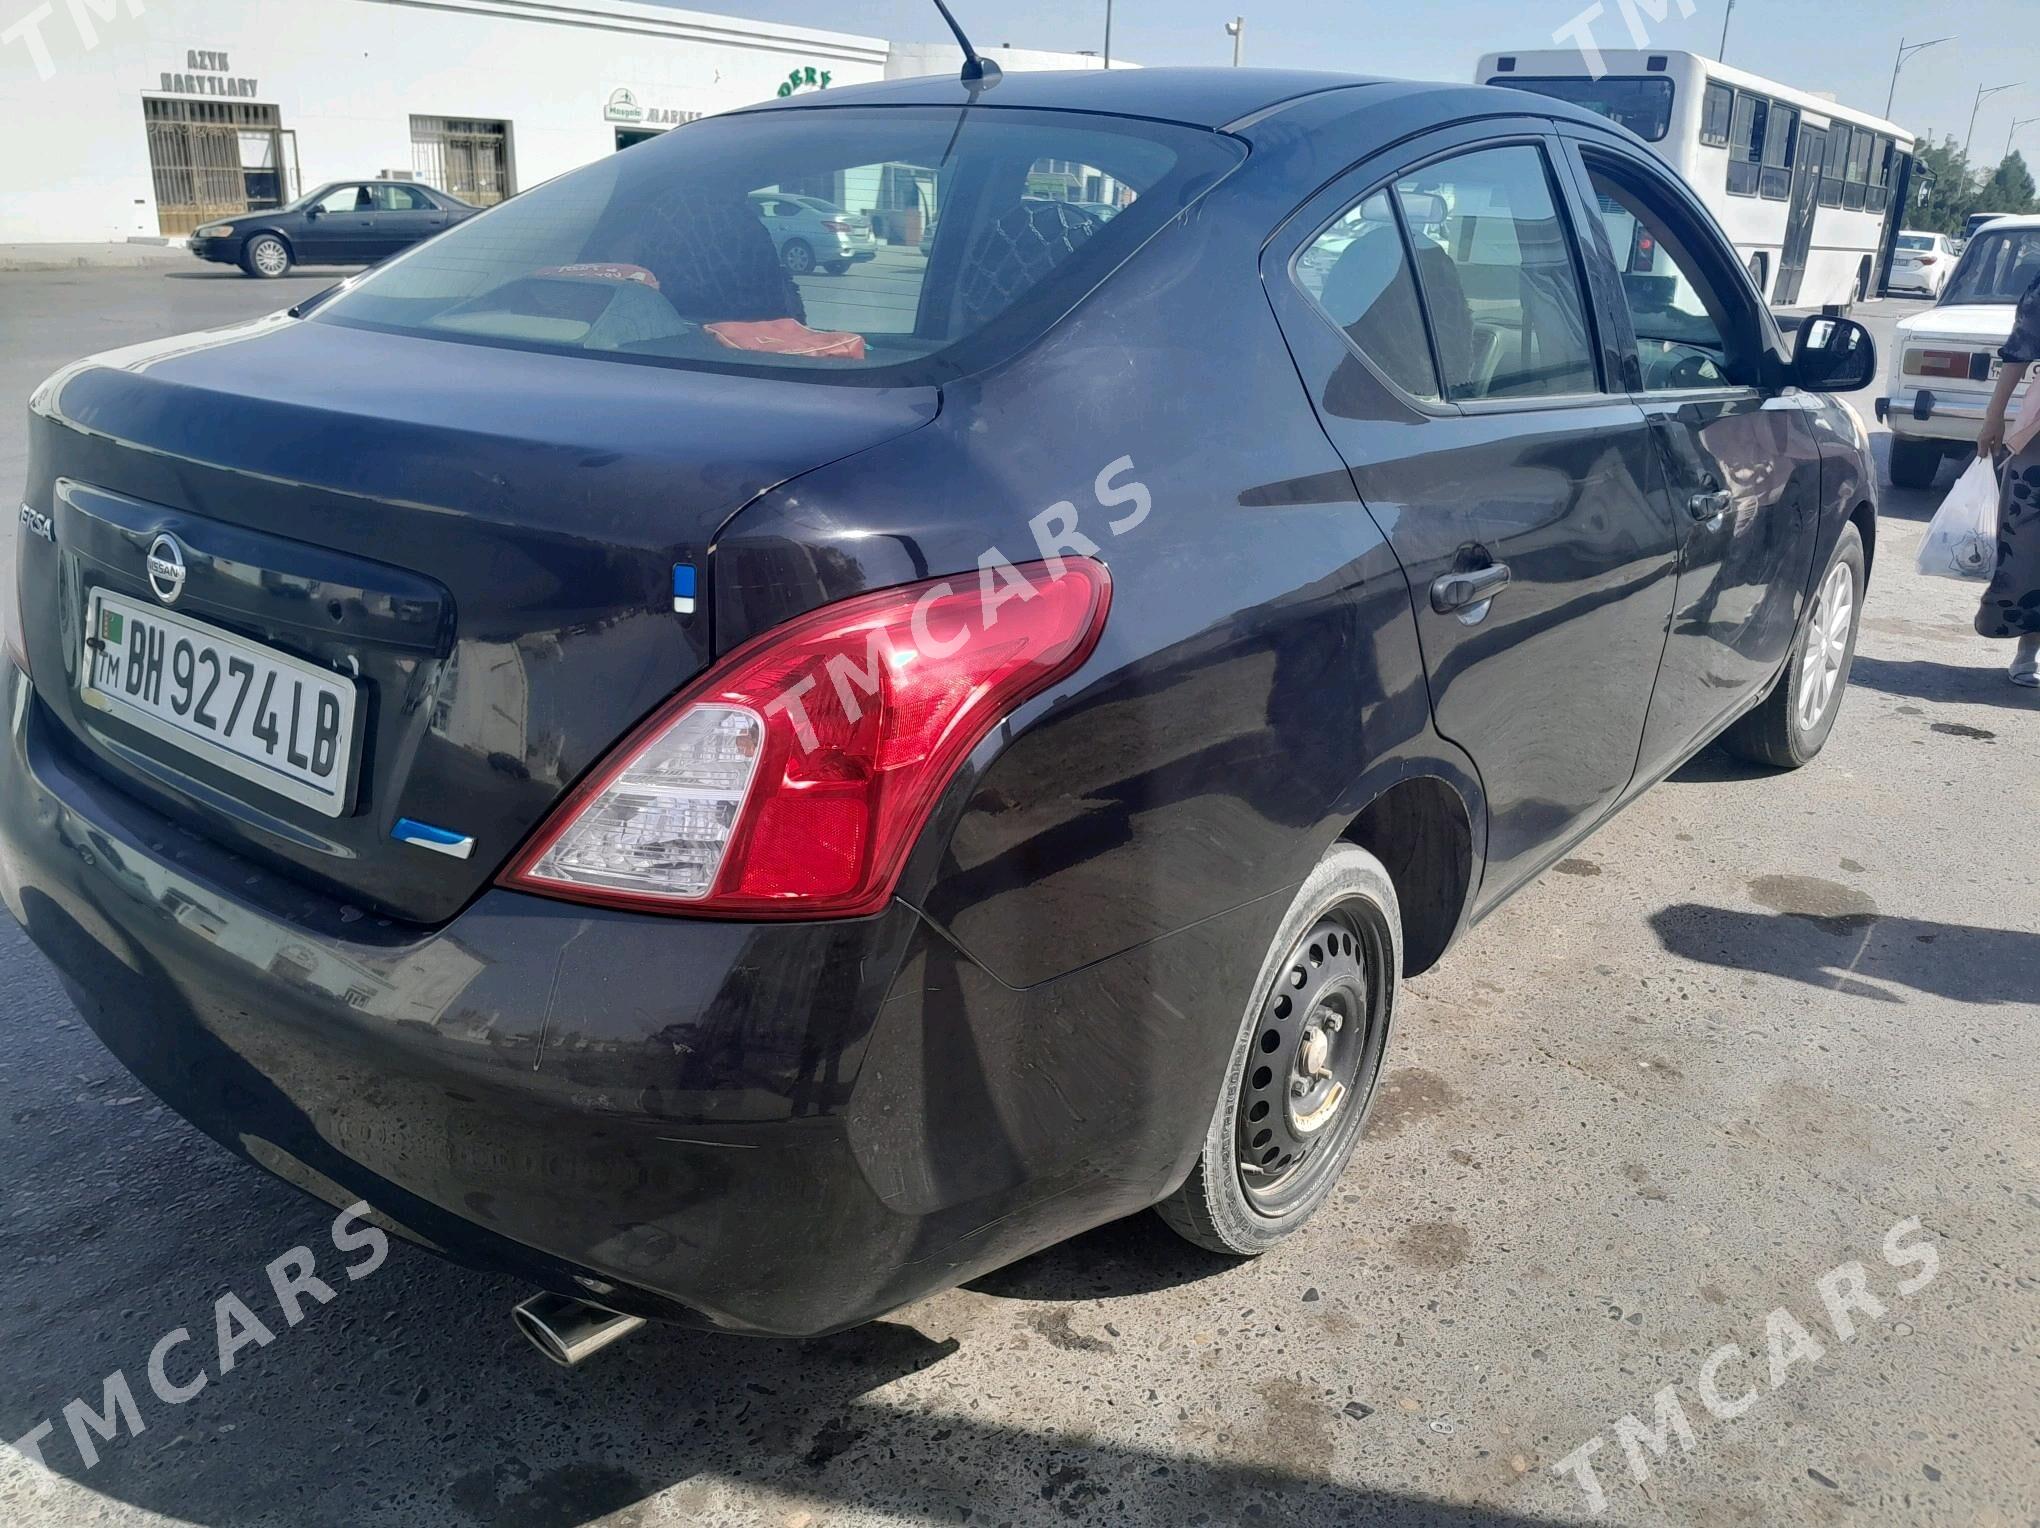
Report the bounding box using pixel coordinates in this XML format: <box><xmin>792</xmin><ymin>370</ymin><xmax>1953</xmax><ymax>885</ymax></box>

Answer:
<box><xmin>4</xmin><ymin>68</ymin><xmax>1879</xmax><ymax>1349</ymax></box>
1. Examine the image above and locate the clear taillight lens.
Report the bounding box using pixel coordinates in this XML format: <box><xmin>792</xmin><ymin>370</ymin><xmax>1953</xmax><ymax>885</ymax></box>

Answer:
<box><xmin>502</xmin><ymin>559</ymin><xmax>1111</xmax><ymax>918</ymax></box>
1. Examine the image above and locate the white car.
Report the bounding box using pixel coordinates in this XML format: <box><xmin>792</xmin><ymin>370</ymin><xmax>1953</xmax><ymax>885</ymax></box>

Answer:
<box><xmin>1878</xmin><ymin>214</ymin><xmax>2040</xmax><ymax>488</ymax></box>
<box><xmin>1889</xmin><ymin>230</ymin><xmax>1956</xmax><ymax>299</ymax></box>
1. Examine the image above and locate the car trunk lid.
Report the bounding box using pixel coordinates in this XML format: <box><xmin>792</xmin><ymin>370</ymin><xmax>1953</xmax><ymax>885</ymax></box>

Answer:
<box><xmin>21</xmin><ymin>316</ymin><xmax>937</xmax><ymax>923</ymax></box>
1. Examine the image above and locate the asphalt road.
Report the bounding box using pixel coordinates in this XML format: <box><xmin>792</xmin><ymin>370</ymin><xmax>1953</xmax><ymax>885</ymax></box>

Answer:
<box><xmin>0</xmin><ymin>269</ymin><xmax>2033</xmax><ymax>1528</ymax></box>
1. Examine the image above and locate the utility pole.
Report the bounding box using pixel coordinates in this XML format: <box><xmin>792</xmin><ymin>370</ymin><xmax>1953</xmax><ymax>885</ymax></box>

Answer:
<box><xmin>2007</xmin><ymin>114</ymin><xmax>2040</xmax><ymax>162</ymax></box>
<box><xmin>1717</xmin><ymin>0</ymin><xmax>1734</xmax><ymax>63</ymax></box>
<box><xmin>1968</xmin><ymin>83</ymin><xmax>2021</xmax><ymax>160</ymax></box>
<box><xmin>1102</xmin><ymin>0</ymin><xmax>1112</xmax><ymax>69</ymax></box>
<box><xmin>1226</xmin><ymin>17</ymin><xmax>1244</xmax><ymax>66</ymax></box>
<box><xmin>1886</xmin><ymin>35</ymin><xmax>1953</xmax><ymax>119</ymax></box>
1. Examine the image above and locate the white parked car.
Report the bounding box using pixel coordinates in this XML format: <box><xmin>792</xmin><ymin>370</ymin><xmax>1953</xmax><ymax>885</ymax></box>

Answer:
<box><xmin>1889</xmin><ymin>230</ymin><xmax>1956</xmax><ymax>299</ymax></box>
<box><xmin>1878</xmin><ymin>215</ymin><xmax>2040</xmax><ymax>488</ymax></box>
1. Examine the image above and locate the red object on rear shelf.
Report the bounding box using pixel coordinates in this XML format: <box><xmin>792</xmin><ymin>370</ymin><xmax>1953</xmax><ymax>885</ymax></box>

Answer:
<box><xmin>705</xmin><ymin>319</ymin><xmax>867</xmax><ymax>360</ymax></box>
<box><xmin>502</xmin><ymin>560</ymin><xmax>1112</xmax><ymax>918</ymax></box>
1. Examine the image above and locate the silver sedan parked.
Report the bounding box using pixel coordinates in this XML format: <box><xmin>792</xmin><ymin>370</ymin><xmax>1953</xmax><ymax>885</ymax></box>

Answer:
<box><xmin>748</xmin><ymin>192</ymin><xmax>878</xmax><ymax>276</ymax></box>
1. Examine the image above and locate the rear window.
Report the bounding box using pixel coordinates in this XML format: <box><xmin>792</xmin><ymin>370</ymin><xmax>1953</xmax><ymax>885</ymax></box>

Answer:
<box><xmin>1944</xmin><ymin>227</ymin><xmax>2040</xmax><ymax>306</ymax></box>
<box><xmin>313</xmin><ymin>106</ymin><xmax>1242</xmax><ymax>385</ymax></box>
<box><xmin>1487</xmin><ymin>76</ymin><xmax>1675</xmax><ymax>142</ymax></box>
<box><xmin>1898</xmin><ymin>234</ymin><xmax>1934</xmax><ymax>250</ymax></box>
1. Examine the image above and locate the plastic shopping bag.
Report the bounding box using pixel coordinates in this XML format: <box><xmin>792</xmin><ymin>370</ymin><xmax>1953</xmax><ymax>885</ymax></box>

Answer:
<box><xmin>1915</xmin><ymin>457</ymin><xmax>2000</xmax><ymax>581</ymax></box>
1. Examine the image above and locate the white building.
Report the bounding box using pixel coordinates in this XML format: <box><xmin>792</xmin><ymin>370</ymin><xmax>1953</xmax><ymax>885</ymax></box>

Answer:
<box><xmin>0</xmin><ymin>0</ymin><xmax>891</xmax><ymax>242</ymax></box>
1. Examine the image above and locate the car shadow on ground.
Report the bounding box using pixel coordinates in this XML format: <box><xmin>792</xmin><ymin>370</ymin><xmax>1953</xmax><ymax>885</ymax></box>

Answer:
<box><xmin>962</xmin><ymin>1205</ymin><xmax>1237</xmax><ymax>1301</ymax></box>
<box><xmin>1849</xmin><ymin>652</ymin><xmax>2040</xmax><ymax>712</ymax></box>
<box><xmin>1651</xmin><ymin>901</ymin><xmax>2040</xmax><ymax>1006</ymax></box>
<box><xmin>0</xmin><ymin>1055</ymin><xmax>1565</xmax><ymax>1528</ymax></box>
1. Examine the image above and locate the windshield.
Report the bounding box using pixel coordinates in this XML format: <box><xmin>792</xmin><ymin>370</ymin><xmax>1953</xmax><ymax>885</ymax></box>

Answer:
<box><xmin>312</xmin><ymin>106</ymin><xmax>1242</xmax><ymax>385</ymax></box>
<box><xmin>1487</xmin><ymin>76</ymin><xmax>1675</xmax><ymax>142</ymax></box>
<box><xmin>1943</xmin><ymin>227</ymin><xmax>2040</xmax><ymax>306</ymax></box>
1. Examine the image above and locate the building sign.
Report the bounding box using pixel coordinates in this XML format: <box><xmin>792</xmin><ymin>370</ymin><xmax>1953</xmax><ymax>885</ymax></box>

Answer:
<box><xmin>604</xmin><ymin>87</ymin><xmax>697</xmax><ymax>127</ymax></box>
<box><xmin>158</xmin><ymin>48</ymin><xmax>257</xmax><ymax>99</ymax></box>
<box><xmin>775</xmin><ymin>65</ymin><xmax>832</xmax><ymax>97</ymax></box>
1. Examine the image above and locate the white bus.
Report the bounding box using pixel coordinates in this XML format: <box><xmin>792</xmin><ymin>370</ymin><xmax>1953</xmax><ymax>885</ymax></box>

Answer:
<box><xmin>1474</xmin><ymin>49</ymin><xmax>1915</xmax><ymax>310</ymax></box>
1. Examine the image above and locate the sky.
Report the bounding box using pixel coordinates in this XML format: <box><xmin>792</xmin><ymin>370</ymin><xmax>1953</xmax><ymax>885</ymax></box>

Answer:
<box><xmin>655</xmin><ymin>0</ymin><xmax>2040</xmax><ymax>165</ymax></box>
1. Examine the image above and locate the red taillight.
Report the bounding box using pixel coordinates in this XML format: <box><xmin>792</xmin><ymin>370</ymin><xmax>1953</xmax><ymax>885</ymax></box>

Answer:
<box><xmin>1918</xmin><ymin>254</ymin><xmax>1940</xmax><ymax>266</ymax></box>
<box><xmin>502</xmin><ymin>559</ymin><xmax>1111</xmax><ymax>918</ymax></box>
<box><xmin>1906</xmin><ymin>347</ymin><xmax>1973</xmax><ymax>380</ymax></box>
<box><xmin>821</xmin><ymin>218</ymin><xmax>854</xmax><ymax>233</ymax></box>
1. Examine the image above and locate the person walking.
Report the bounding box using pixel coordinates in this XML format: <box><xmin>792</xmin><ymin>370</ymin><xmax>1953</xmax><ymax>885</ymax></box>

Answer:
<box><xmin>1975</xmin><ymin>266</ymin><xmax>2040</xmax><ymax>687</ymax></box>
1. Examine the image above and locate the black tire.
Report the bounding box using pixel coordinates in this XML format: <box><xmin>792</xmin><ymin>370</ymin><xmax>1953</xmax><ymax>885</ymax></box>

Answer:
<box><xmin>240</xmin><ymin>234</ymin><xmax>291</xmax><ymax>279</ymax></box>
<box><xmin>1155</xmin><ymin>843</ymin><xmax>1402</xmax><ymax>1256</ymax></box>
<box><xmin>1747</xmin><ymin>253</ymin><xmax>1769</xmax><ymax>301</ymax></box>
<box><xmin>822</xmin><ymin>259</ymin><xmax>852</xmax><ymax>276</ymax></box>
<box><xmin>1719</xmin><ymin>522</ymin><xmax>1866</xmax><ymax>770</ymax></box>
<box><xmin>781</xmin><ymin>239</ymin><xmax>815</xmax><ymax>276</ymax></box>
<box><xmin>1887</xmin><ymin>436</ymin><xmax>1944</xmax><ymax>490</ymax></box>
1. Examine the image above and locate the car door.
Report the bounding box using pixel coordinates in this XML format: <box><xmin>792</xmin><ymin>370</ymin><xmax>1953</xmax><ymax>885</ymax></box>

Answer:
<box><xmin>369</xmin><ymin>183</ymin><xmax>444</xmax><ymax>259</ymax></box>
<box><xmin>1553</xmin><ymin>133</ymin><xmax>1823</xmax><ymax>782</ymax></box>
<box><xmin>1264</xmin><ymin>123</ymin><xmax>1681</xmax><ymax>909</ymax></box>
<box><xmin>299</xmin><ymin>183</ymin><xmax>374</xmax><ymax>263</ymax></box>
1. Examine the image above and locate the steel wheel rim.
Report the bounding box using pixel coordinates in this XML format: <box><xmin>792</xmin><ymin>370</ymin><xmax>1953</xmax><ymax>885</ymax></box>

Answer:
<box><xmin>252</xmin><ymin>239</ymin><xmax>286</xmax><ymax>276</ymax></box>
<box><xmin>784</xmin><ymin>242</ymin><xmax>813</xmax><ymax>274</ymax></box>
<box><xmin>1798</xmin><ymin>558</ymin><xmax>1854</xmax><ymax>732</ymax></box>
<box><xmin>1234</xmin><ymin>909</ymin><xmax>1384</xmax><ymax>1216</ymax></box>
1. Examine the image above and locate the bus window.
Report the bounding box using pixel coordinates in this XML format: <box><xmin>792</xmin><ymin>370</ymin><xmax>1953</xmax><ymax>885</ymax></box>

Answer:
<box><xmin>1728</xmin><ymin>95</ymin><xmax>1768</xmax><ymax>197</ymax></box>
<box><xmin>1820</xmin><ymin>127</ymin><xmax>1849</xmax><ymax>208</ymax></box>
<box><xmin>1844</xmin><ymin>130</ymin><xmax>1874</xmax><ymax>210</ymax></box>
<box><xmin>1869</xmin><ymin>139</ymin><xmax>1895</xmax><ymax>212</ymax></box>
<box><xmin>1483</xmin><ymin>75</ymin><xmax>1675</xmax><ymax>142</ymax></box>
<box><xmin>1700</xmin><ymin>84</ymin><xmax>1733</xmax><ymax>148</ymax></box>
<box><xmin>1760</xmin><ymin>106</ymin><xmax>1799</xmax><ymax>201</ymax></box>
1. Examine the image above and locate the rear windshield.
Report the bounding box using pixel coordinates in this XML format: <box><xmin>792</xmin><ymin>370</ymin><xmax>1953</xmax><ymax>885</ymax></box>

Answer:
<box><xmin>1898</xmin><ymin>233</ymin><xmax>1934</xmax><ymax>250</ymax></box>
<box><xmin>313</xmin><ymin>105</ymin><xmax>1242</xmax><ymax>385</ymax></box>
<box><xmin>1488</xmin><ymin>76</ymin><xmax>1675</xmax><ymax>142</ymax></box>
<box><xmin>1943</xmin><ymin>227</ymin><xmax>2040</xmax><ymax>306</ymax></box>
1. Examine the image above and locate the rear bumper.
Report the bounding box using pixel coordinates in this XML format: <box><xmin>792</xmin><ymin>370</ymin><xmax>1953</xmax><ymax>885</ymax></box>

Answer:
<box><xmin>1881</xmin><ymin>384</ymin><xmax>1992</xmax><ymax>444</ymax></box>
<box><xmin>0</xmin><ymin>664</ymin><xmax>1236</xmax><ymax>1334</ymax></box>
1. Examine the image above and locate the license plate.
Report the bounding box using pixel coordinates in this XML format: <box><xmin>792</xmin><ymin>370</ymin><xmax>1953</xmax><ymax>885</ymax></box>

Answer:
<box><xmin>80</xmin><ymin>589</ymin><xmax>359</xmax><ymax>817</ymax></box>
<box><xmin>1987</xmin><ymin>358</ymin><xmax>2040</xmax><ymax>381</ymax></box>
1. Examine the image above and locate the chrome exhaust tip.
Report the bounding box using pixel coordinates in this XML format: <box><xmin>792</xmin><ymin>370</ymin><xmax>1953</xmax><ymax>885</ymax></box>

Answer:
<box><xmin>511</xmin><ymin>1292</ymin><xmax>646</xmax><ymax>1368</ymax></box>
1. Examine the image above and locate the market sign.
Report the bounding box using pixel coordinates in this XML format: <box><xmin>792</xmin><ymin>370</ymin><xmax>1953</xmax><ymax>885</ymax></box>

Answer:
<box><xmin>775</xmin><ymin>65</ymin><xmax>832</xmax><ymax>98</ymax></box>
<box><xmin>158</xmin><ymin>48</ymin><xmax>257</xmax><ymax>99</ymax></box>
<box><xmin>604</xmin><ymin>87</ymin><xmax>698</xmax><ymax>127</ymax></box>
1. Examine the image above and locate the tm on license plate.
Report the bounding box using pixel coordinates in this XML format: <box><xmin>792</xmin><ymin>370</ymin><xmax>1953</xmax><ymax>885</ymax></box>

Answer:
<box><xmin>80</xmin><ymin>589</ymin><xmax>359</xmax><ymax>817</ymax></box>
<box><xmin>1986</xmin><ymin>358</ymin><xmax>2040</xmax><ymax>381</ymax></box>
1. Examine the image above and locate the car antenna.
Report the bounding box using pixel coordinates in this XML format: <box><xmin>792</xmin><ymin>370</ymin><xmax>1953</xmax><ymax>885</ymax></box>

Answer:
<box><xmin>930</xmin><ymin>0</ymin><xmax>1001</xmax><ymax>89</ymax></box>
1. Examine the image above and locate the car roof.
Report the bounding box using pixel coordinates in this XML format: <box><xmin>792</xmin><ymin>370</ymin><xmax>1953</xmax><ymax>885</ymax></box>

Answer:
<box><xmin>1967</xmin><ymin>215</ymin><xmax>2040</xmax><ymax>231</ymax></box>
<box><xmin>742</xmin><ymin>66</ymin><xmax>1649</xmax><ymax>140</ymax></box>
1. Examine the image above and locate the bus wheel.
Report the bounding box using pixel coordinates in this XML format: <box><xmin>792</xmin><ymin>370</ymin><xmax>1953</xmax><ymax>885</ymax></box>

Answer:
<box><xmin>1747</xmin><ymin>253</ymin><xmax>1768</xmax><ymax>300</ymax></box>
<box><xmin>1857</xmin><ymin>259</ymin><xmax>1873</xmax><ymax>302</ymax></box>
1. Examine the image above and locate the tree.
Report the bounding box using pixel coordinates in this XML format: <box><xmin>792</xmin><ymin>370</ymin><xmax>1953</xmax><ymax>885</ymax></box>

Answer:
<box><xmin>1979</xmin><ymin>150</ymin><xmax>2038</xmax><ymax>215</ymax></box>
<box><xmin>1909</xmin><ymin>134</ymin><xmax>1977</xmax><ymax>236</ymax></box>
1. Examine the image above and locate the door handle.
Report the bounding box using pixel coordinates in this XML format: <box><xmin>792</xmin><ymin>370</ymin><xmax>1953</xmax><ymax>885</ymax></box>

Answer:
<box><xmin>1687</xmin><ymin>489</ymin><xmax>1732</xmax><ymax>522</ymax></box>
<box><xmin>1430</xmin><ymin>562</ymin><xmax>1512</xmax><ymax>615</ymax></box>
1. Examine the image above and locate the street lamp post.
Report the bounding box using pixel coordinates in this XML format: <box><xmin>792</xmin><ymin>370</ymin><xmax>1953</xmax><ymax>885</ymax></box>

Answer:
<box><xmin>1226</xmin><ymin>17</ymin><xmax>1243</xmax><ymax>66</ymax></box>
<box><xmin>1103</xmin><ymin>0</ymin><xmax>1112</xmax><ymax>69</ymax></box>
<box><xmin>1717</xmin><ymin>0</ymin><xmax>1734</xmax><ymax>63</ymax></box>
<box><xmin>1885</xmin><ymin>35</ymin><xmax>1954</xmax><ymax>119</ymax></box>
<box><xmin>1967</xmin><ymin>83</ymin><xmax>2022</xmax><ymax>160</ymax></box>
<box><xmin>2008</xmin><ymin>113</ymin><xmax>2040</xmax><ymax>162</ymax></box>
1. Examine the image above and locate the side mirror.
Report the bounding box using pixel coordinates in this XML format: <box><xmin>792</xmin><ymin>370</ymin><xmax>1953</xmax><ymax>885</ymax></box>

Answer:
<box><xmin>304</xmin><ymin>205</ymin><xmax>322</xmax><ymax>219</ymax></box>
<box><xmin>1790</xmin><ymin>315</ymin><xmax>1877</xmax><ymax>394</ymax></box>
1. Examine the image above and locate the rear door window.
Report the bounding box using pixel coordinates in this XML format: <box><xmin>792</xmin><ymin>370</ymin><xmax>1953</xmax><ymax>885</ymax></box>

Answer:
<box><xmin>1294</xmin><ymin>190</ymin><xmax>1442</xmax><ymax>402</ymax></box>
<box><xmin>1394</xmin><ymin>144</ymin><xmax>1601</xmax><ymax>402</ymax></box>
<box><xmin>313</xmin><ymin>107</ymin><xmax>1243</xmax><ymax>385</ymax></box>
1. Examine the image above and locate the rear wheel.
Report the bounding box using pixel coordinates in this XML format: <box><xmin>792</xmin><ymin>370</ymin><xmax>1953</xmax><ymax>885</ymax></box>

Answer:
<box><xmin>781</xmin><ymin>239</ymin><xmax>815</xmax><ymax>276</ymax></box>
<box><xmin>1156</xmin><ymin>843</ymin><xmax>1401</xmax><ymax>1256</ymax></box>
<box><xmin>242</xmin><ymin>234</ymin><xmax>291</xmax><ymax>279</ymax></box>
<box><xmin>1719</xmin><ymin>522</ymin><xmax>1865</xmax><ymax>770</ymax></box>
<box><xmin>1888</xmin><ymin>436</ymin><xmax>1944</xmax><ymax>490</ymax></box>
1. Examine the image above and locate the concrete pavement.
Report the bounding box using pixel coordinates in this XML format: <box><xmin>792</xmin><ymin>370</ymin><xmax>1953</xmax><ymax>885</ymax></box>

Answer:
<box><xmin>0</xmin><ymin>272</ymin><xmax>2032</xmax><ymax>1528</ymax></box>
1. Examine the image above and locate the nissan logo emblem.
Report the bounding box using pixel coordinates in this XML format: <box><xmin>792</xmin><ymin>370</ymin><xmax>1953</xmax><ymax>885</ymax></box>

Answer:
<box><xmin>145</xmin><ymin>533</ymin><xmax>187</xmax><ymax>605</ymax></box>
